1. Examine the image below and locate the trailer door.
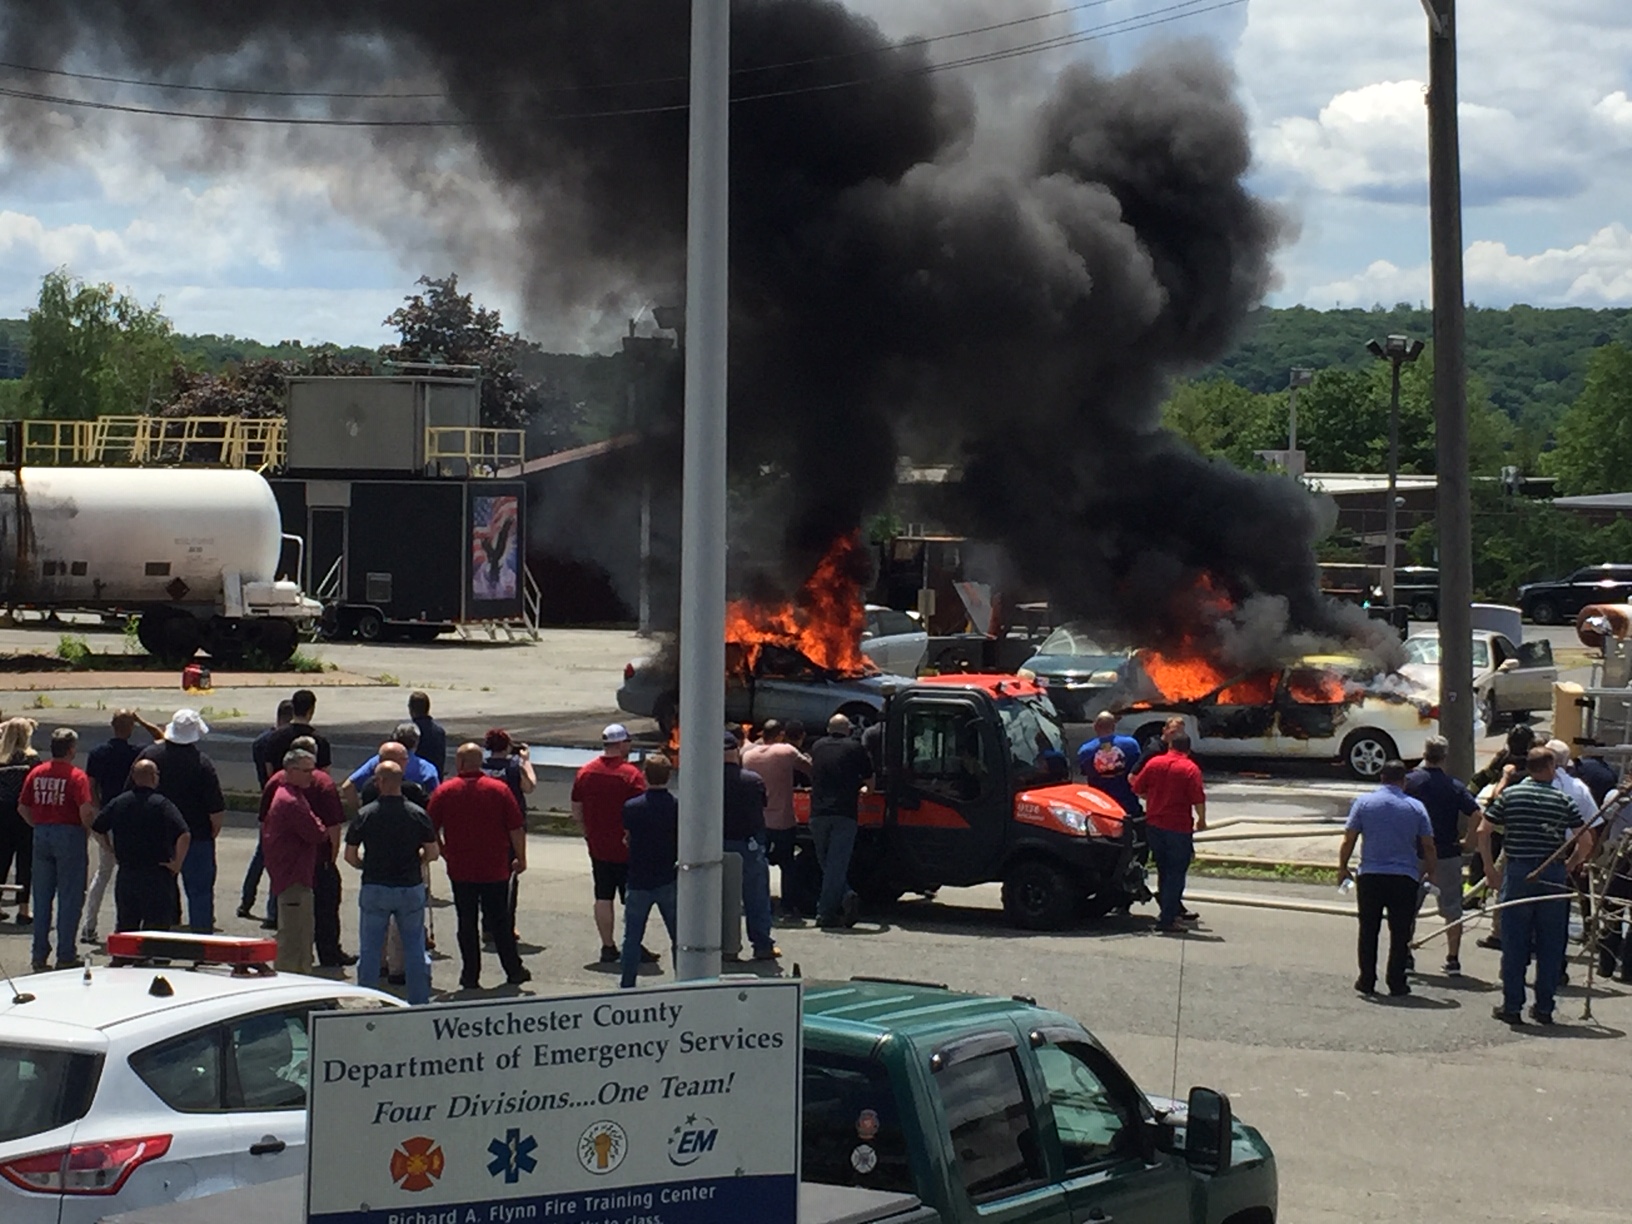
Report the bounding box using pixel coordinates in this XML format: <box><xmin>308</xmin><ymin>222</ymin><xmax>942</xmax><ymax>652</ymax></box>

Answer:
<box><xmin>309</xmin><ymin>507</ymin><xmax>346</xmax><ymax>599</ymax></box>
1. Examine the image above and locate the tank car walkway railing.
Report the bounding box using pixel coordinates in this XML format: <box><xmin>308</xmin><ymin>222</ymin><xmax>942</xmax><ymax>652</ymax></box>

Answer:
<box><xmin>424</xmin><ymin>426</ymin><xmax>526</xmax><ymax>478</ymax></box>
<box><xmin>16</xmin><ymin>415</ymin><xmax>287</xmax><ymax>471</ymax></box>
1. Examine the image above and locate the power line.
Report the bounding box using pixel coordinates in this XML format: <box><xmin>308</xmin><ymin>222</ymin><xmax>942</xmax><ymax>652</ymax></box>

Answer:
<box><xmin>0</xmin><ymin>1</ymin><xmax>1126</xmax><ymax>101</ymax></box>
<box><xmin>0</xmin><ymin>0</ymin><xmax>1247</xmax><ymax>128</ymax></box>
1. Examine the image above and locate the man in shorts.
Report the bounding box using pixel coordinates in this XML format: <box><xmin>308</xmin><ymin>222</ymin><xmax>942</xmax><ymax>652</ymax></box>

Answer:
<box><xmin>1405</xmin><ymin>736</ymin><xmax>1481</xmax><ymax>976</ymax></box>
<box><xmin>571</xmin><ymin>724</ymin><xmax>656</xmax><ymax>965</ymax></box>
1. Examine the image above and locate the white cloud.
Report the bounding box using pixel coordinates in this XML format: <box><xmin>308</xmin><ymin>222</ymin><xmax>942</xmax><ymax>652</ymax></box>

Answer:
<box><xmin>1308</xmin><ymin>224</ymin><xmax>1632</xmax><ymax>309</ymax></box>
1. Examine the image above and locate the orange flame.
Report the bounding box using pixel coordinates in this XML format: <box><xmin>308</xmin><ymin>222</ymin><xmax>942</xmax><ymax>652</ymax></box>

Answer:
<box><xmin>1140</xmin><ymin>651</ymin><xmax>1232</xmax><ymax>702</ymax></box>
<box><xmin>725</xmin><ymin>534</ymin><xmax>875</xmax><ymax>677</ymax></box>
<box><xmin>1287</xmin><ymin>670</ymin><xmax>1348</xmax><ymax>705</ymax></box>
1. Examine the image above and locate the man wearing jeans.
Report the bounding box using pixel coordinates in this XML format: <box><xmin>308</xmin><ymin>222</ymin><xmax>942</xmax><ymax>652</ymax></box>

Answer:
<box><xmin>724</xmin><ymin>731</ymin><xmax>779</xmax><ymax>962</ymax></box>
<box><xmin>346</xmin><ymin>760</ymin><xmax>440</xmax><ymax>1005</ymax></box>
<box><xmin>1132</xmin><ymin>732</ymin><xmax>1206</xmax><ymax>934</ymax></box>
<box><xmin>1479</xmin><ymin>747</ymin><xmax>1588</xmax><ymax>1026</ymax></box>
<box><xmin>19</xmin><ymin>728</ymin><xmax>96</xmax><ymax>972</ymax></box>
<box><xmin>619</xmin><ymin>754</ymin><xmax>678</xmax><ymax>988</ymax></box>
<box><xmin>1339</xmin><ymin>760</ymin><xmax>1437</xmax><ymax>997</ymax></box>
<box><xmin>429</xmin><ymin>743</ymin><xmax>530</xmax><ymax>990</ymax></box>
<box><xmin>808</xmin><ymin>714</ymin><xmax>873</xmax><ymax>929</ymax></box>
<box><xmin>136</xmin><ymin>710</ymin><xmax>225</xmax><ymax>934</ymax></box>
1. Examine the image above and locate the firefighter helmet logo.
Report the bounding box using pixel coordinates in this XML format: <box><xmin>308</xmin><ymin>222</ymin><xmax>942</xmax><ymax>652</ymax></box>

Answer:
<box><xmin>577</xmin><ymin>1120</ymin><xmax>628</xmax><ymax>1174</ymax></box>
<box><xmin>389</xmin><ymin>1136</ymin><xmax>446</xmax><ymax>1192</ymax></box>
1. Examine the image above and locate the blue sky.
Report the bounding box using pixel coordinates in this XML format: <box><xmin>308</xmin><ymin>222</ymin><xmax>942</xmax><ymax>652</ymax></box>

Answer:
<box><xmin>1</xmin><ymin>0</ymin><xmax>1629</xmax><ymax>347</ymax></box>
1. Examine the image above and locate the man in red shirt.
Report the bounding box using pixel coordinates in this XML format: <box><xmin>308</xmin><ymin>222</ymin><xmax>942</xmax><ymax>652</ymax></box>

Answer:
<box><xmin>571</xmin><ymin>723</ymin><xmax>649</xmax><ymax>964</ymax></box>
<box><xmin>1131</xmin><ymin>731</ymin><xmax>1207</xmax><ymax>933</ymax></box>
<box><xmin>19</xmin><ymin>728</ymin><xmax>96</xmax><ymax>972</ymax></box>
<box><xmin>429</xmin><ymin>742</ymin><xmax>529</xmax><ymax>990</ymax></box>
<box><xmin>262</xmin><ymin>748</ymin><xmax>331</xmax><ymax>974</ymax></box>
<box><xmin>259</xmin><ymin>735</ymin><xmax>354</xmax><ymax>968</ymax></box>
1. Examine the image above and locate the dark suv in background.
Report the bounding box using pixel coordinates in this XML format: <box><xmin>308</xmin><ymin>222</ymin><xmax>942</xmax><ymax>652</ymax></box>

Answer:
<box><xmin>1392</xmin><ymin>566</ymin><xmax>1440</xmax><ymax>621</ymax></box>
<box><xmin>1518</xmin><ymin>564</ymin><xmax>1632</xmax><ymax>624</ymax></box>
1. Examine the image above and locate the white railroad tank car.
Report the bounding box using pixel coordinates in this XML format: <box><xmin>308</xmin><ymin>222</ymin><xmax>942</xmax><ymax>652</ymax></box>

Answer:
<box><xmin>0</xmin><ymin>467</ymin><xmax>319</xmax><ymax>662</ymax></box>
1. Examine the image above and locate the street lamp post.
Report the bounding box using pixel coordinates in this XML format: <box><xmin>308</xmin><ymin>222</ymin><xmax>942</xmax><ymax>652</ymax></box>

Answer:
<box><xmin>1366</xmin><ymin>335</ymin><xmax>1424</xmax><ymax>607</ymax></box>
<box><xmin>1288</xmin><ymin>367</ymin><xmax>1313</xmax><ymax>471</ymax></box>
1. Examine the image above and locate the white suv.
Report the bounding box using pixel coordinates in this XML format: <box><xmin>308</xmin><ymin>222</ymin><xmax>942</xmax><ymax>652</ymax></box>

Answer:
<box><xmin>0</xmin><ymin>949</ymin><xmax>398</xmax><ymax>1224</ymax></box>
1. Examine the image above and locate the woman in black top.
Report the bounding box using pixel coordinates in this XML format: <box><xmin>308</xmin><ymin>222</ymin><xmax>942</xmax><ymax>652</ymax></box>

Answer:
<box><xmin>0</xmin><ymin>717</ymin><xmax>40</xmax><ymax>924</ymax></box>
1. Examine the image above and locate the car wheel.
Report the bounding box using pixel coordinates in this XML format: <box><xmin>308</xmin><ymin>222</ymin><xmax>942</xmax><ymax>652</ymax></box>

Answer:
<box><xmin>653</xmin><ymin>694</ymin><xmax>678</xmax><ymax>737</ymax></box>
<box><xmin>836</xmin><ymin>701</ymin><xmax>879</xmax><ymax>729</ymax></box>
<box><xmin>1341</xmin><ymin>729</ymin><xmax>1398</xmax><ymax>781</ymax></box>
<box><xmin>1410</xmin><ymin>597</ymin><xmax>1437</xmax><ymax>621</ymax></box>
<box><xmin>1001</xmin><ymin>859</ymin><xmax>1076</xmax><ymax>930</ymax></box>
<box><xmin>1529</xmin><ymin>598</ymin><xmax>1559</xmax><ymax>625</ymax></box>
<box><xmin>1480</xmin><ymin>690</ymin><xmax>1500</xmax><ymax>733</ymax></box>
<box><xmin>1133</xmin><ymin>721</ymin><xmax>1168</xmax><ymax>752</ymax></box>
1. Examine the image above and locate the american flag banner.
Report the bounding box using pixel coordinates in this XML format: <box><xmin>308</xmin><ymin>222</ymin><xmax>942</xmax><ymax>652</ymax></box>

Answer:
<box><xmin>470</xmin><ymin>494</ymin><xmax>519</xmax><ymax>603</ymax></box>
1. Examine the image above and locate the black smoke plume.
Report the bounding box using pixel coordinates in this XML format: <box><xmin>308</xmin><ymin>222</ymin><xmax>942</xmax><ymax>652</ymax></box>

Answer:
<box><xmin>0</xmin><ymin>0</ymin><xmax>1374</xmax><ymax>659</ymax></box>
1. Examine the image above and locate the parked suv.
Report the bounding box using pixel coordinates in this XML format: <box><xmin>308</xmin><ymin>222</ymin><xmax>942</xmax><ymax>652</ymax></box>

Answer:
<box><xmin>1392</xmin><ymin>567</ymin><xmax>1440</xmax><ymax>621</ymax></box>
<box><xmin>1518</xmin><ymin>564</ymin><xmax>1632</xmax><ymax>624</ymax></box>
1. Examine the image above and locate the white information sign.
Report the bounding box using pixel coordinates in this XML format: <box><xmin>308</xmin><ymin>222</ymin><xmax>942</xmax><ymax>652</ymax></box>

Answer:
<box><xmin>305</xmin><ymin>979</ymin><xmax>801</xmax><ymax>1224</ymax></box>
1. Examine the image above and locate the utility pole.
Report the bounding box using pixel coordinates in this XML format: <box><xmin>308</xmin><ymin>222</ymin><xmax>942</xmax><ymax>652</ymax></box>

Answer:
<box><xmin>1288</xmin><ymin>367</ymin><xmax>1312</xmax><ymax>477</ymax></box>
<box><xmin>1424</xmin><ymin>0</ymin><xmax>1474</xmax><ymax>777</ymax></box>
<box><xmin>675</xmin><ymin>0</ymin><xmax>728</xmax><ymax>981</ymax></box>
<box><xmin>1367</xmin><ymin>336</ymin><xmax>1423</xmax><ymax>608</ymax></box>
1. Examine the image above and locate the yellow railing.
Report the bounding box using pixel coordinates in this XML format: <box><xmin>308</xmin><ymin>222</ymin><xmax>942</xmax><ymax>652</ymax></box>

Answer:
<box><xmin>425</xmin><ymin>426</ymin><xmax>525</xmax><ymax>475</ymax></box>
<box><xmin>16</xmin><ymin>416</ymin><xmax>287</xmax><ymax>471</ymax></box>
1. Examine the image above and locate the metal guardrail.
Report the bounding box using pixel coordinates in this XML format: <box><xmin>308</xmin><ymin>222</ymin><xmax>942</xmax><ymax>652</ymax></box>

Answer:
<box><xmin>13</xmin><ymin>415</ymin><xmax>287</xmax><ymax>471</ymax></box>
<box><xmin>425</xmin><ymin>426</ymin><xmax>525</xmax><ymax>476</ymax></box>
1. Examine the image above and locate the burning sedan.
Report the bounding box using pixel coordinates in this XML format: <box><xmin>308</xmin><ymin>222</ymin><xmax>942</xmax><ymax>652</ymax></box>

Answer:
<box><xmin>1114</xmin><ymin>652</ymin><xmax>1439</xmax><ymax>780</ymax></box>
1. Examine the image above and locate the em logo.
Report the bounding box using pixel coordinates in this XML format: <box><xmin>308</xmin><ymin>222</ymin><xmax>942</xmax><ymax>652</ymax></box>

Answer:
<box><xmin>667</xmin><ymin>1115</ymin><xmax>718</xmax><ymax>1167</ymax></box>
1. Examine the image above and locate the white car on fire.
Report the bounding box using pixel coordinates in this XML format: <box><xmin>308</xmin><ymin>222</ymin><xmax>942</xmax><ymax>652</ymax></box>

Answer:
<box><xmin>1115</xmin><ymin>654</ymin><xmax>1439</xmax><ymax>780</ymax></box>
<box><xmin>0</xmin><ymin>936</ymin><xmax>399</xmax><ymax>1224</ymax></box>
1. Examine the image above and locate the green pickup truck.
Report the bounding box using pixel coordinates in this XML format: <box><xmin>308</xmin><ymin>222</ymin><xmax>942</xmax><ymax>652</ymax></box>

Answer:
<box><xmin>802</xmin><ymin>978</ymin><xmax>1277</xmax><ymax>1224</ymax></box>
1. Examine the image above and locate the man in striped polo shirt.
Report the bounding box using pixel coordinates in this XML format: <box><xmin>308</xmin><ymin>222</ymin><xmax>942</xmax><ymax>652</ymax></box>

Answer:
<box><xmin>1478</xmin><ymin>747</ymin><xmax>1591</xmax><ymax>1026</ymax></box>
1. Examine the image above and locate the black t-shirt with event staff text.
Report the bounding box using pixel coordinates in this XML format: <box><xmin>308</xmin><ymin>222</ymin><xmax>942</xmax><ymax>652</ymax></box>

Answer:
<box><xmin>346</xmin><ymin>796</ymin><xmax>437</xmax><ymax>888</ymax></box>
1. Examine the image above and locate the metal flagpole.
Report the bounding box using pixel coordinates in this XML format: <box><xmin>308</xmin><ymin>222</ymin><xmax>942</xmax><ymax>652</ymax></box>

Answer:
<box><xmin>675</xmin><ymin>0</ymin><xmax>729</xmax><ymax>982</ymax></box>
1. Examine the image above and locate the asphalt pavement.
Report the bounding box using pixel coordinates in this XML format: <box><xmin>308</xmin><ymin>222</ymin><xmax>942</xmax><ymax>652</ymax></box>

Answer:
<box><xmin>1</xmin><ymin>824</ymin><xmax>1624</xmax><ymax>1224</ymax></box>
<box><xmin>0</xmin><ymin>619</ymin><xmax>1622</xmax><ymax>1223</ymax></box>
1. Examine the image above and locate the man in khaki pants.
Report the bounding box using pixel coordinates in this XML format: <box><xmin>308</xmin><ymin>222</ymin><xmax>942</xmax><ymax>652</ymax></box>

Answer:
<box><xmin>262</xmin><ymin>749</ymin><xmax>329</xmax><ymax>973</ymax></box>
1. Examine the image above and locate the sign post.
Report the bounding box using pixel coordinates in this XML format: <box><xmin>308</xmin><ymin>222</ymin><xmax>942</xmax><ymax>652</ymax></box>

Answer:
<box><xmin>305</xmin><ymin>980</ymin><xmax>801</xmax><ymax>1224</ymax></box>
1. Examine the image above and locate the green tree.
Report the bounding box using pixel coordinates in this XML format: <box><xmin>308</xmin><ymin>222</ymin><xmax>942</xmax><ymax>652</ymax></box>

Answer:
<box><xmin>1549</xmin><ymin>343</ymin><xmax>1632</xmax><ymax>495</ymax></box>
<box><xmin>384</xmin><ymin>274</ymin><xmax>582</xmax><ymax>445</ymax></box>
<box><xmin>1160</xmin><ymin>377</ymin><xmax>1282</xmax><ymax>466</ymax></box>
<box><xmin>20</xmin><ymin>269</ymin><xmax>179</xmax><ymax>419</ymax></box>
<box><xmin>161</xmin><ymin>350</ymin><xmax>374</xmax><ymax>419</ymax></box>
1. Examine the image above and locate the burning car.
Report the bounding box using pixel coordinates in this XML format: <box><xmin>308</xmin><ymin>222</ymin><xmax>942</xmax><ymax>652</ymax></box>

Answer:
<box><xmin>1114</xmin><ymin>652</ymin><xmax>1438</xmax><ymax>780</ymax></box>
<box><xmin>617</xmin><ymin>642</ymin><xmax>912</xmax><ymax>735</ymax></box>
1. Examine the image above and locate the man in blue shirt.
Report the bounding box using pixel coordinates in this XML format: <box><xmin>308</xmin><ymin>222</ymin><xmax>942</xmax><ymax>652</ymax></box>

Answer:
<box><xmin>409</xmin><ymin>691</ymin><xmax>448</xmax><ymax>780</ymax></box>
<box><xmin>1077</xmin><ymin>712</ymin><xmax>1143</xmax><ymax>815</ymax></box>
<box><xmin>619</xmin><ymin>754</ymin><xmax>678</xmax><ymax>988</ymax></box>
<box><xmin>1339</xmin><ymin>760</ymin><xmax>1437</xmax><ymax>997</ymax></box>
<box><xmin>1405</xmin><ymin>736</ymin><xmax>1481</xmax><ymax>976</ymax></box>
<box><xmin>343</xmin><ymin>723</ymin><xmax>442</xmax><ymax>805</ymax></box>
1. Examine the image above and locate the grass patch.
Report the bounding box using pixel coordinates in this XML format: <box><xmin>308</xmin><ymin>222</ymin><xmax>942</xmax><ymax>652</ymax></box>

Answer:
<box><xmin>374</xmin><ymin>672</ymin><xmax>401</xmax><ymax>685</ymax></box>
<box><xmin>1192</xmin><ymin>858</ymin><xmax>1340</xmax><ymax>887</ymax></box>
<box><xmin>289</xmin><ymin>650</ymin><xmax>330</xmax><ymax>673</ymax></box>
<box><xmin>56</xmin><ymin>634</ymin><xmax>91</xmax><ymax>665</ymax></box>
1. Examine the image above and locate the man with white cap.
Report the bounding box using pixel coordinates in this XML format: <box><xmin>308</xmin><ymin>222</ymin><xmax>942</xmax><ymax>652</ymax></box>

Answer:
<box><xmin>571</xmin><ymin>723</ymin><xmax>653</xmax><ymax>964</ymax></box>
<box><xmin>136</xmin><ymin>710</ymin><xmax>225</xmax><ymax>934</ymax></box>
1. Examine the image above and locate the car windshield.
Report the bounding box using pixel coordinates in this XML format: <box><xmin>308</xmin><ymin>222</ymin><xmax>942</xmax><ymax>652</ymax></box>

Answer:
<box><xmin>1037</xmin><ymin>623</ymin><xmax>1118</xmax><ymax>658</ymax></box>
<box><xmin>997</xmin><ymin>695</ymin><xmax>1068</xmax><ymax>785</ymax></box>
<box><xmin>1402</xmin><ymin>638</ymin><xmax>1490</xmax><ymax>668</ymax></box>
<box><xmin>0</xmin><ymin>1044</ymin><xmax>101</xmax><ymax>1143</ymax></box>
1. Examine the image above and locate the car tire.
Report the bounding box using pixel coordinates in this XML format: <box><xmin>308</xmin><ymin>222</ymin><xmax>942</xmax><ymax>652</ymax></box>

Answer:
<box><xmin>1001</xmin><ymin>859</ymin><xmax>1076</xmax><ymax>930</ymax></box>
<box><xmin>1410</xmin><ymin>597</ymin><xmax>1437</xmax><ymax>621</ymax></box>
<box><xmin>836</xmin><ymin>701</ymin><xmax>879</xmax><ymax>729</ymax></box>
<box><xmin>1528</xmin><ymin>598</ymin><xmax>1559</xmax><ymax>625</ymax></box>
<box><xmin>1480</xmin><ymin>691</ymin><xmax>1500</xmax><ymax>733</ymax></box>
<box><xmin>1341</xmin><ymin>729</ymin><xmax>1398</xmax><ymax>781</ymax></box>
<box><xmin>1133</xmin><ymin>721</ymin><xmax>1168</xmax><ymax>752</ymax></box>
<box><xmin>653</xmin><ymin>694</ymin><xmax>678</xmax><ymax>737</ymax></box>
